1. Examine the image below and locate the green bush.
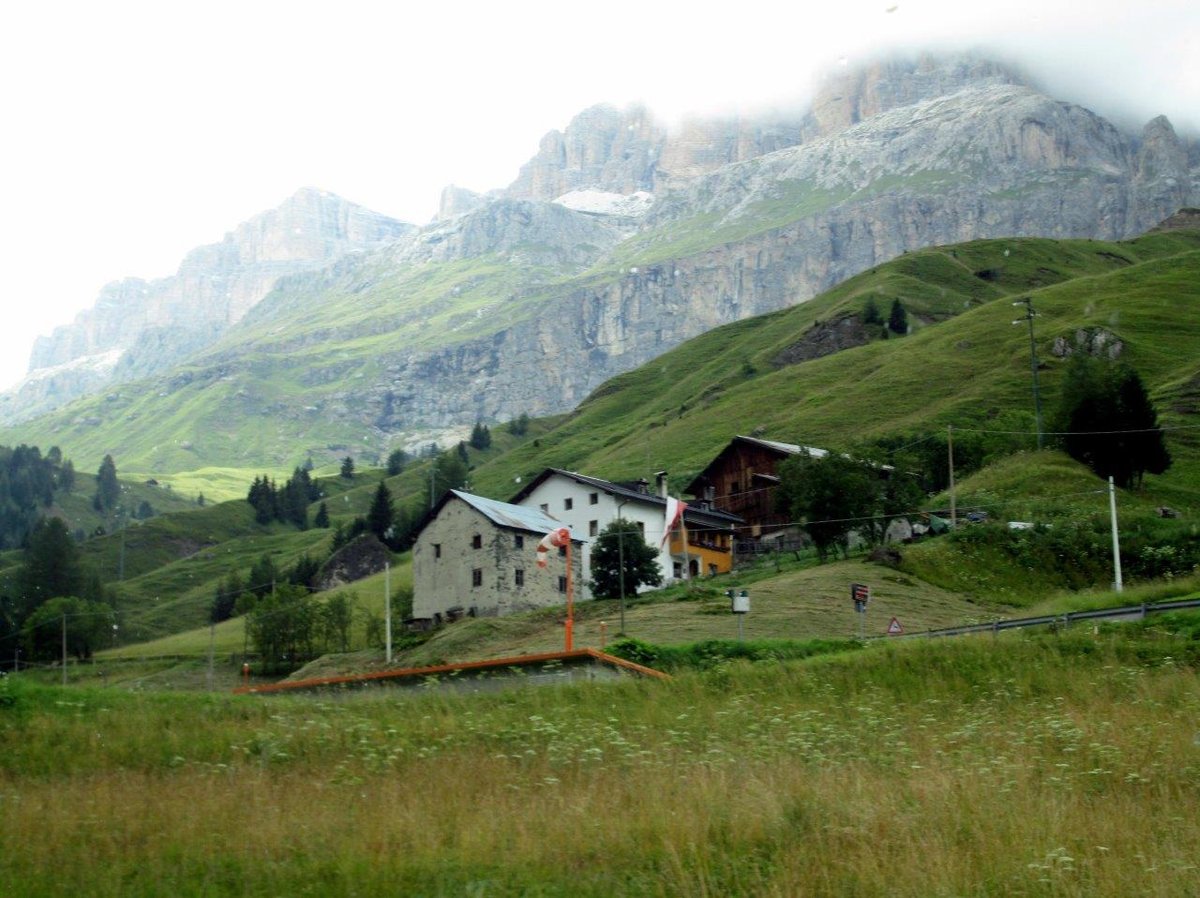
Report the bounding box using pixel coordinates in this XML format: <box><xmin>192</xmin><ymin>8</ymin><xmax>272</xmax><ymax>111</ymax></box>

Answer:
<box><xmin>608</xmin><ymin>636</ymin><xmax>863</xmax><ymax>671</ymax></box>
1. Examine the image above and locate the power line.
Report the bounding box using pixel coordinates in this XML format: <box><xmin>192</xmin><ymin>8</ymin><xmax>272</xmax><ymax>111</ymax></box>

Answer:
<box><xmin>954</xmin><ymin>423</ymin><xmax>1200</xmax><ymax>436</ymax></box>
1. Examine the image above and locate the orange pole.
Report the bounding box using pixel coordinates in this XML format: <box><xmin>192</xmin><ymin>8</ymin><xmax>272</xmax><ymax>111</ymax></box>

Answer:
<box><xmin>565</xmin><ymin>540</ymin><xmax>574</xmax><ymax>651</ymax></box>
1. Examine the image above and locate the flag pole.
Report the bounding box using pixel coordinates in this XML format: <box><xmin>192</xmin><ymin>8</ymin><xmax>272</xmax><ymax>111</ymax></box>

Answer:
<box><xmin>565</xmin><ymin>539</ymin><xmax>574</xmax><ymax>651</ymax></box>
<box><xmin>681</xmin><ymin>513</ymin><xmax>691</xmax><ymax>585</ymax></box>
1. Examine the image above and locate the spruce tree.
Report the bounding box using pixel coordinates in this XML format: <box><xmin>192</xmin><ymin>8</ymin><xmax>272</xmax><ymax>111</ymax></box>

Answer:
<box><xmin>95</xmin><ymin>454</ymin><xmax>120</xmax><ymax>512</ymax></box>
<box><xmin>887</xmin><ymin>299</ymin><xmax>909</xmax><ymax>335</ymax></box>
<box><xmin>469</xmin><ymin>421</ymin><xmax>492</xmax><ymax>450</ymax></box>
<box><xmin>366</xmin><ymin>481</ymin><xmax>395</xmax><ymax>542</ymax></box>
<box><xmin>386</xmin><ymin>448</ymin><xmax>409</xmax><ymax>476</ymax></box>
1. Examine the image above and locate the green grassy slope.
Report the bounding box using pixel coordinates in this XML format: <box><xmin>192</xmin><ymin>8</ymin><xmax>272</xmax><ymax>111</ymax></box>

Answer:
<box><xmin>467</xmin><ymin>232</ymin><xmax>1200</xmax><ymax>498</ymax></box>
<box><xmin>0</xmin><ymin>252</ymin><xmax>579</xmax><ymax>477</ymax></box>
<box><xmin>13</xmin><ymin>230</ymin><xmax>1199</xmax><ymax>655</ymax></box>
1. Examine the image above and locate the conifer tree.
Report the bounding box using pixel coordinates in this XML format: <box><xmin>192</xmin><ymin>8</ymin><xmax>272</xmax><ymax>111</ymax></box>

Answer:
<box><xmin>367</xmin><ymin>482</ymin><xmax>395</xmax><ymax>543</ymax></box>
<box><xmin>887</xmin><ymin>299</ymin><xmax>909</xmax><ymax>335</ymax></box>
<box><xmin>95</xmin><ymin>454</ymin><xmax>120</xmax><ymax>511</ymax></box>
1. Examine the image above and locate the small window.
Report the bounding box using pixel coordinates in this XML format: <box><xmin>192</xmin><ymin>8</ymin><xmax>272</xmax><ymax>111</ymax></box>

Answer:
<box><xmin>514</xmin><ymin>534</ymin><xmax>524</xmax><ymax>549</ymax></box>
<box><xmin>673</xmin><ymin>562</ymin><xmax>682</xmax><ymax>578</ymax></box>
<box><xmin>515</xmin><ymin>568</ymin><xmax>525</xmax><ymax>587</ymax></box>
<box><xmin>433</xmin><ymin>543</ymin><xmax>442</xmax><ymax>558</ymax></box>
<box><xmin>636</xmin><ymin>521</ymin><xmax>645</xmax><ymax>536</ymax></box>
<box><xmin>557</xmin><ymin>576</ymin><xmax>567</xmax><ymax>593</ymax></box>
<box><xmin>540</xmin><ymin>503</ymin><xmax>549</xmax><ymax>514</ymax></box>
<box><xmin>588</xmin><ymin>520</ymin><xmax>598</xmax><ymax>537</ymax></box>
<box><xmin>564</xmin><ymin>497</ymin><xmax>573</xmax><ymax>510</ymax></box>
<box><xmin>472</xmin><ymin>534</ymin><xmax>482</xmax><ymax>549</ymax></box>
<box><xmin>589</xmin><ymin>492</ymin><xmax>599</xmax><ymax>505</ymax></box>
<box><xmin>472</xmin><ymin>569</ymin><xmax>482</xmax><ymax>587</ymax></box>
<box><xmin>558</xmin><ymin>545</ymin><xmax>567</xmax><ymax>557</ymax></box>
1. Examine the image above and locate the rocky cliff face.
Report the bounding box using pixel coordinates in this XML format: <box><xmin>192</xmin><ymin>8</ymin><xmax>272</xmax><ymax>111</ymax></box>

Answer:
<box><xmin>334</xmin><ymin>83</ymin><xmax>1198</xmax><ymax>431</ymax></box>
<box><xmin>7</xmin><ymin>53</ymin><xmax>1199</xmax><ymax>469</ymax></box>
<box><xmin>7</xmin><ymin>189</ymin><xmax>412</xmax><ymax>423</ymax></box>
<box><xmin>800</xmin><ymin>54</ymin><xmax>1025</xmax><ymax>141</ymax></box>
<box><xmin>504</xmin><ymin>53</ymin><xmax>1029</xmax><ymax>203</ymax></box>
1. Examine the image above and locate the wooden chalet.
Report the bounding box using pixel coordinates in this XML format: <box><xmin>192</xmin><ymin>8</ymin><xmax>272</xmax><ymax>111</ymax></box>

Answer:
<box><xmin>685</xmin><ymin>435</ymin><xmax>828</xmax><ymax>537</ymax></box>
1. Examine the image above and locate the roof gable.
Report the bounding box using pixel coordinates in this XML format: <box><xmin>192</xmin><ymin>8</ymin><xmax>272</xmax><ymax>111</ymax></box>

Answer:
<box><xmin>510</xmin><ymin>468</ymin><xmax>742</xmax><ymax>526</ymax></box>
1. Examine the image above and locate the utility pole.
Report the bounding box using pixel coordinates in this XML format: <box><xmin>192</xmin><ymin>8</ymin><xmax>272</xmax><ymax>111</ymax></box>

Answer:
<box><xmin>1108</xmin><ymin>477</ymin><xmax>1123</xmax><ymax>593</ymax></box>
<box><xmin>118</xmin><ymin>508</ymin><xmax>126</xmax><ymax>581</ymax></box>
<box><xmin>206</xmin><ymin>621</ymin><xmax>215</xmax><ymax>691</ymax></box>
<box><xmin>1012</xmin><ymin>298</ymin><xmax>1044</xmax><ymax>449</ymax></box>
<box><xmin>384</xmin><ymin>562</ymin><xmax>393</xmax><ymax>664</ymax></box>
<box><xmin>947</xmin><ymin>424</ymin><xmax>957</xmax><ymax>530</ymax></box>
<box><xmin>616</xmin><ymin>501</ymin><xmax>627</xmax><ymax>635</ymax></box>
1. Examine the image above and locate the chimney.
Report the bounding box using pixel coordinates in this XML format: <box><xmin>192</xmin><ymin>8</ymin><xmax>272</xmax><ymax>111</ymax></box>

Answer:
<box><xmin>655</xmin><ymin>471</ymin><xmax>669</xmax><ymax>499</ymax></box>
<box><xmin>636</xmin><ymin>478</ymin><xmax>649</xmax><ymax>495</ymax></box>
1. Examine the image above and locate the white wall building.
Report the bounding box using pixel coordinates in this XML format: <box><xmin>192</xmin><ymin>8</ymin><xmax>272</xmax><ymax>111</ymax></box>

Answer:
<box><xmin>509</xmin><ymin>469</ymin><xmax>740</xmax><ymax>598</ymax></box>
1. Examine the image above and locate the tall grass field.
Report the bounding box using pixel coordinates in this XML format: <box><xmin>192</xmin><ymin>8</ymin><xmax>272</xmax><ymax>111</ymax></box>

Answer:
<box><xmin>3</xmin><ymin>621</ymin><xmax>1199</xmax><ymax>896</ymax></box>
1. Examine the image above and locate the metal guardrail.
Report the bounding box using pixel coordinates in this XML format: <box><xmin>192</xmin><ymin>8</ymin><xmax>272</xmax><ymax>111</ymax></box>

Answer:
<box><xmin>893</xmin><ymin>597</ymin><xmax>1200</xmax><ymax>640</ymax></box>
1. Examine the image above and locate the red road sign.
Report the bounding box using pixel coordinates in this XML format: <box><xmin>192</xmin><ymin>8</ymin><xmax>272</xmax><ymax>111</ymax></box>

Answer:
<box><xmin>887</xmin><ymin>617</ymin><xmax>903</xmax><ymax>635</ymax></box>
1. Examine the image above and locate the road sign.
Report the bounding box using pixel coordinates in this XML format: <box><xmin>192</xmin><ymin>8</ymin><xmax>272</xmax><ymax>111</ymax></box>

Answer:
<box><xmin>887</xmin><ymin>617</ymin><xmax>903</xmax><ymax>635</ymax></box>
<box><xmin>851</xmin><ymin>583</ymin><xmax>870</xmax><ymax>612</ymax></box>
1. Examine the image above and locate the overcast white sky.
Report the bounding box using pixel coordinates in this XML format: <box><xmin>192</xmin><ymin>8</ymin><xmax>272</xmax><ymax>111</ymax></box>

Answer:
<box><xmin>1</xmin><ymin>0</ymin><xmax>1197</xmax><ymax>393</ymax></box>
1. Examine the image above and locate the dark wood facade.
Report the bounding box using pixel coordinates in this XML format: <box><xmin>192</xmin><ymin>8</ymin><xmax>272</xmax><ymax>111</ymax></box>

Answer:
<box><xmin>686</xmin><ymin>436</ymin><xmax>815</xmax><ymax>536</ymax></box>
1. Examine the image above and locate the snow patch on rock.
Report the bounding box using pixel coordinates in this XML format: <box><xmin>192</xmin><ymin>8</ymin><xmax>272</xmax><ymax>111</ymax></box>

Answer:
<box><xmin>22</xmin><ymin>349</ymin><xmax>124</xmax><ymax>385</ymax></box>
<box><xmin>553</xmin><ymin>189</ymin><xmax>654</xmax><ymax>217</ymax></box>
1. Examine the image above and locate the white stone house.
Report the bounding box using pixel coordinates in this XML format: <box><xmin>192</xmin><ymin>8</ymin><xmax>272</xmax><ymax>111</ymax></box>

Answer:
<box><xmin>508</xmin><ymin>469</ymin><xmax>741</xmax><ymax>598</ymax></box>
<box><xmin>411</xmin><ymin>490</ymin><xmax>583</xmax><ymax>625</ymax></box>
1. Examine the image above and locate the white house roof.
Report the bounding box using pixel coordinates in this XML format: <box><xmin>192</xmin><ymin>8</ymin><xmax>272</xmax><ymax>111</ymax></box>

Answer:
<box><xmin>450</xmin><ymin>490</ymin><xmax>569</xmax><ymax>536</ymax></box>
<box><xmin>510</xmin><ymin>468</ymin><xmax>742</xmax><ymax>526</ymax></box>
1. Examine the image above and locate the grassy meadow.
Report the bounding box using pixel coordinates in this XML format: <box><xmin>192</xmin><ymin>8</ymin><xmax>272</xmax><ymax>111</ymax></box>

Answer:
<box><xmin>4</xmin><ymin>622</ymin><xmax>1200</xmax><ymax>897</ymax></box>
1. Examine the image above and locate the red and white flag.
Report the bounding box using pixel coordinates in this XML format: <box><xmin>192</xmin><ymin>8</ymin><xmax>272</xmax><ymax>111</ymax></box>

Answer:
<box><xmin>536</xmin><ymin>527</ymin><xmax>572</xmax><ymax>568</ymax></box>
<box><xmin>662</xmin><ymin>497</ymin><xmax>687</xmax><ymax>548</ymax></box>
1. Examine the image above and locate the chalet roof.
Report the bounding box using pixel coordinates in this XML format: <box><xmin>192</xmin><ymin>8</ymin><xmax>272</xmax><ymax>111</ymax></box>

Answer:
<box><xmin>685</xmin><ymin>436</ymin><xmax>828</xmax><ymax>494</ymax></box>
<box><xmin>732</xmin><ymin>435</ymin><xmax>828</xmax><ymax>458</ymax></box>
<box><xmin>510</xmin><ymin>468</ymin><xmax>742</xmax><ymax>526</ymax></box>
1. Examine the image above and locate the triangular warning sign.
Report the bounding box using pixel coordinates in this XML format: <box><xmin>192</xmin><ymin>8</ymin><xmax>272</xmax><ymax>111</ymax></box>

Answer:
<box><xmin>887</xmin><ymin>617</ymin><xmax>903</xmax><ymax>635</ymax></box>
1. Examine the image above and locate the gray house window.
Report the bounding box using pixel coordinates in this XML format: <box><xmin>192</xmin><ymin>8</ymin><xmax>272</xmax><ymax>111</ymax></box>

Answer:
<box><xmin>557</xmin><ymin>576</ymin><xmax>567</xmax><ymax>593</ymax></box>
<box><xmin>564</xmin><ymin>497</ymin><xmax>573</xmax><ymax>510</ymax></box>
<box><xmin>589</xmin><ymin>492</ymin><xmax>599</xmax><ymax>505</ymax></box>
<box><xmin>472</xmin><ymin>534</ymin><xmax>482</xmax><ymax>549</ymax></box>
<box><xmin>515</xmin><ymin>568</ymin><xmax>525</xmax><ymax>587</ymax></box>
<box><xmin>472</xmin><ymin>569</ymin><xmax>482</xmax><ymax>587</ymax></box>
<box><xmin>514</xmin><ymin>534</ymin><xmax>524</xmax><ymax>549</ymax></box>
<box><xmin>433</xmin><ymin>543</ymin><xmax>441</xmax><ymax>558</ymax></box>
<box><xmin>588</xmin><ymin>520</ymin><xmax>598</xmax><ymax>537</ymax></box>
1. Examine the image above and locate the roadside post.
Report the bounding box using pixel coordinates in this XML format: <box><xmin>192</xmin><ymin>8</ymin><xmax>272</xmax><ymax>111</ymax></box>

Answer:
<box><xmin>851</xmin><ymin>583</ymin><xmax>870</xmax><ymax>639</ymax></box>
<box><xmin>728</xmin><ymin>589</ymin><xmax>750</xmax><ymax>641</ymax></box>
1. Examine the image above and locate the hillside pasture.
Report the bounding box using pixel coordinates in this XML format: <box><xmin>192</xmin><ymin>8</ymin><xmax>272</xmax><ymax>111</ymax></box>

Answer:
<box><xmin>3</xmin><ymin>625</ymin><xmax>1199</xmax><ymax>896</ymax></box>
